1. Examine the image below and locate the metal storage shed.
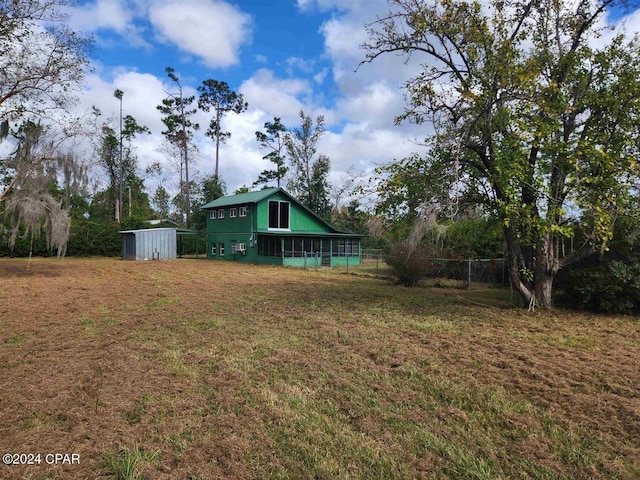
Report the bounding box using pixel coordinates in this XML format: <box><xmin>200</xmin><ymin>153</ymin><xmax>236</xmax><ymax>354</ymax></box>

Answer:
<box><xmin>119</xmin><ymin>228</ymin><xmax>198</xmax><ymax>260</ymax></box>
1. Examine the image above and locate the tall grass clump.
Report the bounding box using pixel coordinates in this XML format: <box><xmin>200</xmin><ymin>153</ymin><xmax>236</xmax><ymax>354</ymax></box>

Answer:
<box><xmin>99</xmin><ymin>445</ymin><xmax>158</xmax><ymax>480</ymax></box>
<box><xmin>385</xmin><ymin>217</ymin><xmax>434</xmax><ymax>287</ymax></box>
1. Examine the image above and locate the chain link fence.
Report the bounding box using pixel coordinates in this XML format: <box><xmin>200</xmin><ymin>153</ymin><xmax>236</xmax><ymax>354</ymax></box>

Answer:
<box><xmin>352</xmin><ymin>250</ymin><xmax>508</xmax><ymax>288</ymax></box>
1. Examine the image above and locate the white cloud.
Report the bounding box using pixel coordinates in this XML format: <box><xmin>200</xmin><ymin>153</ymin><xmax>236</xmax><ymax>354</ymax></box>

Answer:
<box><xmin>69</xmin><ymin>0</ymin><xmax>133</xmax><ymax>33</ymax></box>
<box><xmin>67</xmin><ymin>0</ymin><xmax>151</xmax><ymax>49</ymax></box>
<box><xmin>239</xmin><ymin>69</ymin><xmax>310</xmax><ymax>125</ymax></box>
<box><xmin>149</xmin><ymin>0</ymin><xmax>252</xmax><ymax>68</ymax></box>
<box><xmin>296</xmin><ymin>0</ymin><xmax>366</xmax><ymax>13</ymax></box>
<box><xmin>204</xmin><ymin>110</ymin><xmax>266</xmax><ymax>190</ymax></box>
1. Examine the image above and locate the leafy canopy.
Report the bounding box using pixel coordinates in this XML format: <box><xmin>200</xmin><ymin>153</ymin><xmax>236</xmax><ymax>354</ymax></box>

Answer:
<box><xmin>362</xmin><ymin>0</ymin><xmax>640</xmax><ymax>307</ymax></box>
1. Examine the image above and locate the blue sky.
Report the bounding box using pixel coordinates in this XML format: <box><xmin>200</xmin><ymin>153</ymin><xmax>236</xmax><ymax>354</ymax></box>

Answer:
<box><xmin>64</xmin><ymin>0</ymin><xmax>423</xmax><ymax>202</ymax></box>
<box><xmin>60</xmin><ymin>0</ymin><xmax>640</xmax><ymax>204</ymax></box>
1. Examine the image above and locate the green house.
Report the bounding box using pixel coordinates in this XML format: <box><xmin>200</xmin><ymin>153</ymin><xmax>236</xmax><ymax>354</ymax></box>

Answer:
<box><xmin>201</xmin><ymin>188</ymin><xmax>364</xmax><ymax>267</ymax></box>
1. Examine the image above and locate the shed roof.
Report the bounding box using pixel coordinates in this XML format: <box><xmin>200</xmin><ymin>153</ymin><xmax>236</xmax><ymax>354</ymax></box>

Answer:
<box><xmin>200</xmin><ymin>188</ymin><xmax>279</xmax><ymax>209</ymax></box>
<box><xmin>119</xmin><ymin>227</ymin><xmax>198</xmax><ymax>234</ymax></box>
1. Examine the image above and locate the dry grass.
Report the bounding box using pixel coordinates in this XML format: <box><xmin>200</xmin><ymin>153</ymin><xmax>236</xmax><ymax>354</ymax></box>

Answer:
<box><xmin>0</xmin><ymin>257</ymin><xmax>639</xmax><ymax>479</ymax></box>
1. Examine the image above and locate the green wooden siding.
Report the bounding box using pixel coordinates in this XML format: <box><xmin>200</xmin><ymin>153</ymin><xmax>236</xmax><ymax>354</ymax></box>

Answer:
<box><xmin>255</xmin><ymin>192</ymin><xmax>329</xmax><ymax>232</ymax></box>
<box><xmin>206</xmin><ymin>203</ymin><xmax>258</xmax><ymax>262</ymax></box>
<box><xmin>204</xmin><ymin>189</ymin><xmax>363</xmax><ymax>267</ymax></box>
<box><xmin>206</xmin><ymin>204</ymin><xmax>255</xmax><ymax>236</ymax></box>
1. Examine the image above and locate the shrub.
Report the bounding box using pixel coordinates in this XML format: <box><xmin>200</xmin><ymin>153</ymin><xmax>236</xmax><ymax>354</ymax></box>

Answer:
<box><xmin>555</xmin><ymin>215</ymin><xmax>640</xmax><ymax>314</ymax></box>
<box><xmin>385</xmin><ymin>240</ymin><xmax>434</xmax><ymax>287</ymax></box>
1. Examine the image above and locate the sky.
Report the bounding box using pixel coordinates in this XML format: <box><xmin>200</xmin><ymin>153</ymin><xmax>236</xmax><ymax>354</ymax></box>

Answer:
<box><xmin>16</xmin><ymin>0</ymin><xmax>640</xmax><ymax>208</ymax></box>
<box><xmin>61</xmin><ymin>0</ymin><xmax>427</xmax><ymax>204</ymax></box>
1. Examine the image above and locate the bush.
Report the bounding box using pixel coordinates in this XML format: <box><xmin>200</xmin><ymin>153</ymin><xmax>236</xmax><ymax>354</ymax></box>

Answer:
<box><xmin>556</xmin><ymin>261</ymin><xmax>640</xmax><ymax>313</ymax></box>
<box><xmin>385</xmin><ymin>240</ymin><xmax>434</xmax><ymax>287</ymax></box>
<box><xmin>555</xmin><ymin>215</ymin><xmax>640</xmax><ymax>314</ymax></box>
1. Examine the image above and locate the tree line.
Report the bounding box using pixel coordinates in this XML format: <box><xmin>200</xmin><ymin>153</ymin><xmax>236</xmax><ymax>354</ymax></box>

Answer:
<box><xmin>0</xmin><ymin>0</ymin><xmax>341</xmax><ymax>260</ymax></box>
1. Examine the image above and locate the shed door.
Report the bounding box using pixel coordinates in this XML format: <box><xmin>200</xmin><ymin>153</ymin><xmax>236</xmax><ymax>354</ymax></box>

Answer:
<box><xmin>123</xmin><ymin>234</ymin><xmax>136</xmax><ymax>260</ymax></box>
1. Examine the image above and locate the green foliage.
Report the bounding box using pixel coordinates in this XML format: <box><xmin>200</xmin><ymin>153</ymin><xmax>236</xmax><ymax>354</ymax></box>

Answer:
<box><xmin>286</xmin><ymin>111</ymin><xmax>332</xmax><ymax>218</ymax></box>
<box><xmin>555</xmin><ymin>216</ymin><xmax>640</xmax><ymax>313</ymax></box>
<box><xmin>157</xmin><ymin>67</ymin><xmax>199</xmax><ymax>226</ymax></box>
<box><xmin>253</xmin><ymin>117</ymin><xmax>288</xmax><ymax>188</ymax></box>
<box><xmin>99</xmin><ymin>445</ymin><xmax>158</xmax><ymax>480</ymax></box>
<box><xmin>151</xmin><ymin>185</ymin><xmax>170</xmax><ymax>219</ymax></box>
<box><xmin>373</xmin><ymin>153</ymin><xmax>454</xmax><ymax>221</ymax></box>
<box><xmin>444</xmin><ymin>218</ymin><xmax>505</xmax><ymax>259</ymax></box>
<box><xmin>197</xmin><ymin>78</ymin><xmax>248</xmax><ymax>179</ymax></box>
<box><xmin>362</xmin><ymin>0</ymin><xmax>640</xmax><ymax>308</ymax></box>
<box><xmin>331</xmin><ymin>200</ymin><xmax>369</xmax><ymax>234</ymax></box>
<box><xmin>189</xmin><ymin>175</ymin><xmax>226</xmax><ymax>231</ymax></box>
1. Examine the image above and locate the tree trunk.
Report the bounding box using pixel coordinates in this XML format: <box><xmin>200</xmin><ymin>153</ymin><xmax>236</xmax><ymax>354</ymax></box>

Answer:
<box><xmin>504</xmin><ymin>227</ymin><xmax>534</xmax><ymax>306</ymax></box>
<box><xmin>215</xmin><ymin>108</ymin><xmax>220</xmax><ymax>179</ymax></box>
<box><xmin>534</xmin><ymin>233</ymin><xmax>560</xmax><ymax>309</ymax></box>
<box><xmin>505</xmin><ymin>227</ymin><xmax>560</xmax><ymax>310</ymax></box>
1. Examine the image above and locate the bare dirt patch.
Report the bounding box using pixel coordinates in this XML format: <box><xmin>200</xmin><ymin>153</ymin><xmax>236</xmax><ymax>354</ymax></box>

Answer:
<box><xmin>0</xmin><ymin>257</ymin><xmax>639</xmax><ymax>479</ymax></box>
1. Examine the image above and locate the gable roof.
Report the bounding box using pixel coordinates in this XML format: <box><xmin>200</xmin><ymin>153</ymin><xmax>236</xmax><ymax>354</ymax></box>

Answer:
<box><xmin>201</xmin><ymin>187</ymin><xmax>364</xmax><ymax>236</ymax></box>
<box><xmin>200</xmin><ymin>188</ymin><xmax>279</xmax><ymax>209</ymax></box>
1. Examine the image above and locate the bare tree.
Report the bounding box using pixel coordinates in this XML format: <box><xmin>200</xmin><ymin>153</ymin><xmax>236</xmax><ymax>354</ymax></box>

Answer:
<box><xmin>0</xmin><ymin>0</ymin><xmax>91</xmax><ymax>123</ymax></box>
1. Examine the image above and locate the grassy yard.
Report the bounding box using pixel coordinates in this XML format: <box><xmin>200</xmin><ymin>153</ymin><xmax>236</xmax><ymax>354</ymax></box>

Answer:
<box><xmin>0</xmin><ymin>257</ymin><xmax>638</xmax><ymax>479</ymax></box>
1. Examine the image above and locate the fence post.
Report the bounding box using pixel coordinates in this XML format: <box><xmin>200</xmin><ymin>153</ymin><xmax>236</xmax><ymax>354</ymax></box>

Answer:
<box><xmin>315</xmin><ymin>251</ymin><xmax>319</xmax><ymax>271</ymax></box>
<box><xmin>468</xmin><ymin>259</ymin><xmax>472</xmax><ymax>290</ymax></box>
<box><xmin>304</xmin><ymin>251</ymin><xmax>307</xmax><ymax>270</ymax></box>
<box><xmin>346</xmin><ymin>254</ymin><xmax>349</xmax><ymax>273</ymax></box>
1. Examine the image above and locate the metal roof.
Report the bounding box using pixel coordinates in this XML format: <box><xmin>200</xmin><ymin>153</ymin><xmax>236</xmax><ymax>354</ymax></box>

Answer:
<box><xmin>200</xmin><ymin>187</ymin><xmax>365</xmax><ymax>236</ymax></box>
<box><xmin>256</xmin><ymin>230</ymin><xmax>366</xmax><ymax>238</ymax></box>
<box><xmin>119</xmin><ymin>227</ymin><xmax>198</xmax><ymax>234</ymax></box>
<box><xmin>200</xmin><ymin>188</ymin><xmax>279</xmax><ymax>209</ymax></box>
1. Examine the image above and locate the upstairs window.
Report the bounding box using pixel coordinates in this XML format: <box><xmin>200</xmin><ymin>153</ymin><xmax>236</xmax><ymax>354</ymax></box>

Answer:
<box><xmin>218</xmin><ymin>209</ymin><xmax>225</xmax><ymax>219</ymax></box>
<box><xmin>230</xmin><ymin>207</ymin><xmax>237</xmax><ymax>218</ymax></box>
<box><xmin>268</xmin><ymin>201</ymin><xmax>290</xmax><ymax>229</ymax></box>
<box><xmin>209</xmin><ymin>210</ymin><xmax>216</xmax><ymax>220</ymax></box>
<box><xmin>239</xmin><ymin>206</ymin><xmax>247</xmax><ymax>217</ymax></box>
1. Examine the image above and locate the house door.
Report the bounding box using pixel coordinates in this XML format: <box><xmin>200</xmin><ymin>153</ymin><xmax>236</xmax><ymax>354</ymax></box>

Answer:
<box><xmin>321</xmin><ymin>239</ymin><xmax>331</xmax><ymax>266</ymax></box>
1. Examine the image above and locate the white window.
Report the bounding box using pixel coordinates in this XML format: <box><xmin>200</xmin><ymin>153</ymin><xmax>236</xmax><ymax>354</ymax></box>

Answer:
<box><xmin>211</xmin><ymin>243</ymin><xmax>217</xmax><ymax>256</ymax></box>
<box><xmin>237</xmin><ymin>242</ymin><xmax>246</xmax><ymax>253</ymax></box>
<box><xmin>239</xmin><ymin>206</ymin><xmax>247</xmax><ymax>217</ymax></box>
<box><xmin>218</xmin><ymin>209</ymin><xmax>225</xmax><ymax>219</ymax></box>
<box><xmin>210</xmin><ymin>210</ymin><xmax>216</xmax><ymax>220</ymax></box>
<box><xmin>230</xmin><ymin>207</ymin><xmax>237</xmax><ymax>218</ymax></box>
<box><xmin>219</xmin><ymin>243</ymin><xmax>225</xmax><ymax>256</ymax></box>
